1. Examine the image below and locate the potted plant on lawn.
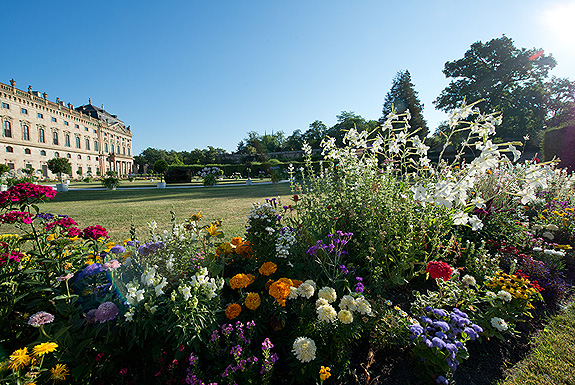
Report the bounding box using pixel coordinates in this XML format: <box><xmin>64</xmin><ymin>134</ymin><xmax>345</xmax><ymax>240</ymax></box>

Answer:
<box><xmin>0</xmin><ymin>164</ymin><xmax>9</xmax><ymax>191</ymax></box>
<box><xmin>101</xmin><ymin>171</ymin><xmax>120</xmax><ymax>190</ymax></box>
<box><xmin>154</xmin><ymin>160</ymin><xmax>169</xmax><ymax>188</ymax></box>
<box><xmin>47</xmin><ymin>157</ymin><xmax>71</xmax><ymax>192</ymax></box>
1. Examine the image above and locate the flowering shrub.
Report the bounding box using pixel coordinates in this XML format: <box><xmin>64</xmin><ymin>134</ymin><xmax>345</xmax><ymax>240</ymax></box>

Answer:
<box><xmin>198</xmin><ymin>166</ymin><xmax>221</xmax><ymax>187</ymax></box>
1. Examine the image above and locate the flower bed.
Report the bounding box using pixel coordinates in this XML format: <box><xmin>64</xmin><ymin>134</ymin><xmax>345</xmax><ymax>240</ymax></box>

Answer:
<box><xmin>1</xmin><ymin>103</ymin><xmax>574</xmax><ymax>384</ymax></box>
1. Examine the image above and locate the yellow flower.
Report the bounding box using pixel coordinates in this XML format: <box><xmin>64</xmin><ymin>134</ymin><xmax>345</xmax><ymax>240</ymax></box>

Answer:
<box><xmin>319</xmin><ymin>366</ymin><xmax>331</xmax><ymax>381</ymax></box>
<box><xmin>64</xmin><ymin>262</ymin><xmax>73</xmax><ymax>270</ymax></box>
<box><xmin>245</xmin><ymin>292</ymin><xmax>261</xmax><ymax>310</ymax></box>
<box><xmin>230</xmin><ymin>273</ymin><xmax>253</xmax><ymax>290</ymax></box>
<box><xmin>8</xmin><ymin>347</ymin><xmax>31</xmax><ymax>371</ymax></box>
<box><xmin>50</xmin><ymin>363</ymin><xmax>69</xmax><ymax>381</ymax></box>
<box><xmin>120</xmin><ymin>251</ymin><xmax>133</xmax><ymax>262</ymax></box>
<box><xmin>205</xmin><ymin>223</ymin><xmax>222</xmax><ymax>237</ymax></box>
<box><xmin>123</xmin><ymin>239</ymin><xmax>132</xmax><ymax>246</ymax></box>
<box><xmin>190</xmin><ymin>211</ymin><xmax>202</xmax><ymax>221</ymax></box>
<box><xmin>32</xmin><ymin>342</ymin><xmax>58</xmax><ymax>357</ymax></box>
<box><xmin>47</xmin><ymin>233</ymin><xmax>57</xmax><ymax>242</ymax></box>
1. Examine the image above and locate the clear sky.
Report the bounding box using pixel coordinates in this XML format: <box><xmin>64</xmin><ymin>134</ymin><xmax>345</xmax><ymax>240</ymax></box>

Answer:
<box><xmin>3</xmin><ymin>0</ymin><xmax>574</xmax><ymax>154</ymax></box>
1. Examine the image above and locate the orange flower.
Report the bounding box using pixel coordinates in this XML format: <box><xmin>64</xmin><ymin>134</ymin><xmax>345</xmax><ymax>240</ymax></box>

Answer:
<box><xmin>225</xmin><ymin>303</ymin><xmax>242</xmax><ymax>319</ymax></box>
<box><xmin>269</xmin><ymin>279</ymin><xmax>291</xmax><ymax>306</ymax></box>
<box><xmin>278</xmin><ymin>277</ymin><xmax>293</xmax><ymax>287</ymax></box>
<box><xmin>216</xmin><ymin>242</ymin><xmax>233</xmax><ymax>256</ymax></box>
<box><xmin>245</xmin><ymin>292</ymin><xmax>261</xmax><ymax>310</ymax></box>
<box><xmin>230</xmin><ymin>274</ymin><xmax>253</xmax><ymax>290</ymax></box>
<box><xmin>246</xmin><ymin>274</ymin><xmax>256</xmax><ymax>285</ymax></box>
<box><xmin>235</xmin><ymin>241</ymin><xmax>253</xmax><ymax>257</ymax></box>
<box><xmin>292</xmin><ymin>279</ymin><xmax>303</xmax><ymax>288</ymax></box>
<box><xmin>231</xmin><ymin>237</ymin><xmax>243</xmax><ymax>247</ymax></box>
<box><xmin>265</xmin><ymin>279</ymin><xmax>274</xmax><ymax>291</ymax></box>
<box><xmin>258</xmin><ymin>262</ymin><xmax>277</xmax><ymax>276</ymax></box>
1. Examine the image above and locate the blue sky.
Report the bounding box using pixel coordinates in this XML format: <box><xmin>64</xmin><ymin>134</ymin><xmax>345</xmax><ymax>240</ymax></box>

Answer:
<box><xmin>3</xmin><ymin>1</ymin><xmax>574</xmax><ymax>154</ymax></box>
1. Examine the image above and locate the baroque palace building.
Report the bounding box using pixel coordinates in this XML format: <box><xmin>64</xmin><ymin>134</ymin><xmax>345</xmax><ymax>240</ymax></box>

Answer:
<box><xmin>0</xmin><ymin>79</ymin><xmax>133</xmax><ymax>178</ymax></box>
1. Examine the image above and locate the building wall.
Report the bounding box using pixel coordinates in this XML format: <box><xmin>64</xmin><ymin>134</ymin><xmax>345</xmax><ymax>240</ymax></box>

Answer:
<box><xmin>0</xmin><ymin>80</ymin><xmax>134</xmax><ymax>179</ymax></box>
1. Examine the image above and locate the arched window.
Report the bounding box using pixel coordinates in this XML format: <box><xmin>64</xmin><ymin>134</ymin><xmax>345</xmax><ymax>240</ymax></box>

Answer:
<box><xmin>24</xmin><ymin>148</ymin><xmax>31</xmax><ymax>154</ymax></box>
<box><xmin>52</xmin><ymin>132</ymin><xmax>59</xmax><ymax>145</ymax></box>
<box><xmin>54</xmin><ymin>152</ymin><xmax>60</xmax><ymax>157</ymax></box>
<box><xmin>40</xmin><ymin>150</ymin><xmax>46</xmax><ymax>156</ymax></box>
<box><xmin>75</xmin><ymin>136</ymin><xmax>81</xmax><ymax>149</ymax></box>
<box><xmin>123</xmin><ymin>147</ymin><xmax>126</xmax><ymax>155</ymax></box>
<box><xmin>6</xmin><ymin>146</ymin><xmax>13</xmax><ymax>152</ymax></box>
<box><xmin>23</xmin><ymin>125</ymin><xmax>30</xmax><ymax>140</ymax></box>
<box><xmin>85</xmin><ymin>138</ymin><xmax>90</xmax><ymax>150</ymax></box>
<box><xmin>117</xmin><ymin>145</ymin><xmax>120</xmax><ymax>154</ymax></box>
<box><xmin>77</xmin><ymin>154</ymin><xmax>81</xmax><ymax>159</ymax></box>
<box><xmin>4</xmin><ymin>121</ymin><xmax>11</xmax><ymax>137</ymax></box>
<box><xmin>94</xmin><ymin>140</ymin><xmax>99</xmax><ymax>151</ymax></box>
<box><xmin>66</xmin><ymin>153</ymin><xmax>71</xmax><ymax>158</ymax></box>
<box><xmin>104</xmin><ymin>143</ymin><xmax>108</xmax><ymax>153</ymax></box>
<box><xmin>39</xmin><ymin>128</ymin><xmax>45</xmax><ymax>143</ymax></box>
<box><xmin>65</xmin><ymin>134</ymin><xmax>71</xmax><ymax>147</ymax></box>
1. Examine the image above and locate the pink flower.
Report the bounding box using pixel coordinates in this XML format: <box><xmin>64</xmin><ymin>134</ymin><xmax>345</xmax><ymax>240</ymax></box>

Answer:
<box><xmin>82</xmin><ymin>225</ymin><xmax>109</xmax><ymax>240</ymax></box>
<box><xmin>0</xmin><ymin>211</ymin><xmax>33</xmax><ymax>224</ymax></box>
<box><xmin>103</xmin><ymin>260</ymin><xmax>121</xmax><ymax>271</ymax></box>
<box><xmin>94</xmin><ymin>302</ymin><xmax>119</xmax><ymax>323</ymax></box>
<box><xmin>426</xmin><ymin>261</ymin><xmax>453</xmax><ymax>281</ymax></box>
<box><xmin>0</xmin><ymin>183</ymin><xmax>56</xmax><ymax>207</ymax></box>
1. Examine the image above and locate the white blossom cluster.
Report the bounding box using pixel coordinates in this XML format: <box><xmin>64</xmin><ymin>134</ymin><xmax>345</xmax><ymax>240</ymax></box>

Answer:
<box><xmin>275</xmin><ymin>227</ymin><xmax>296</xmax><ymax>258</ymax></box>
<box><xmin>197</xmin><ymin>166</ymin><xmax>221</xmax><ymax>177</ymax></box>
<box><xmin>188</xmin><ymin>267</ymin><xmax>224</xmax><ymax>300</ymax></box>
<box><xmin>246</xmin><ymin>202</ymin><xmax>278</xmax><ymax>235</ymax></box>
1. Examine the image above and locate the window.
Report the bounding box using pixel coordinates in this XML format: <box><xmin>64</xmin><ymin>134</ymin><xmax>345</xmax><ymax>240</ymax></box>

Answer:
<box><xmin>2</xmin><ymin>102</ymin><xmax>9</xmax><ymax>109</ymax></box>
<box><xmin>6</xmin><ymin>146</ymin><xmax>13</xmax><ymax>152</ymax></box>
<box><xmin>39</xmin><ymin>128</ymin><xmax>45</xmax><ymax>143</ymax></box>
<box><xmin>127</xmin><ymin>147</ymin><xmax>130</xmax><ymax>156</ymax></box>
<box><xmin>93</xmin><ymin>129</ymin><xmax>97</xmax><ymax>133</ymax></box>
<box><xmin>94</xmin><ymin>140</ymin><xmax>99</xmax><ymax>151</ymax></box>
<box><xmin>84</xmin><ymin>127</ymin><xmax>88</xmax><ymax>132</ymax></box>
<box><xmin>117</xmin><ymin>145</ymin><xmax>120</xmax><ymax>154</ymax></box>
<box><xmin>23</xmin><ymin>125</ymin><xmax>30</xmax><ymax>140</ymax></box>
<box><xmin>65</xmin><ymin>153</ymin><xmax>70</xmax><ymax>158</ymax></box>
<box><xmin>21</xmin><ymin>108</ymin><xmax>28</xmax><ymax>114</ymax></box>
<box><xmin>4</xmin><ymin>121</ymin><xmax>11</xmax><ymax>137</ymax></box>
<box><xmin>77</xmin><ymin>155</ymin><xmax>81</xmax><ymax>159</ymax></box>
<box><xmin>65</xmin><ymin>134</ymin><xmax>70</xmax><ymax>147</ymax></box>
<box><xmin>75</xmin><ymin>136</ymin><xmax>81</xmax><ymax>148</ymax></box>
<box><xmin>64</xmin><ymin>121</ymin><xmax>69</xmax><ymax>126</ymax></box>
<box><xmin>85</xmin><ymin>138</ymin><xmax>90</xmax><ymax>150</ymax></box>
<box><xmin>75</xmin><ymin>124</ymin><xmax>79</xmax><ymax>128</ymax></box>
<box><xmin>53</xmin><ymin>131</ymin><xmax>59</xmax><ymax>145</ymax></box>
<box><xmin>40</xmin><ymin>150</ymin><xmax>46</xmax><ymax>156</ymax></box>
<box><xmin>104</xmin><ymin>143</ymin><xmax>108</xmax><ymax>153</ymax></box>
<box><xmin>24</xmin><ymin>148</ymin><xmax>31</xmax><ymax>154</ymax></box>
<box><xmin>51</xmin><ymin>117</ymin><xmax>57</xmax><ymax>122</ymax></box>
<box><xmin>37</xmin><ymin>112</ymin><xmax>43</xmax><ymax>118</ymax></box>
<box><xmin>87</xmin><ymin>156</ymin><xmax>91</xmax><ymax>160</ymax></box>
<box><xmin>123</xmin><ymin>147</ymin><xmax>126</xmax><ymax>155</ymax></box>
<box><xmin>7</xmin><ymin>163</ymin><xmax>14</xmax><ymax>170</ymax></box>
<box><xmin>77</xmin><ymin>166</ymin><xmax>82</xmax><ymax>175</ymax></box>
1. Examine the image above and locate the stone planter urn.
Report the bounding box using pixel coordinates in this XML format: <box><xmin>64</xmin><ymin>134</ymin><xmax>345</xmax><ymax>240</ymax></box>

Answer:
<box><xmin>157</xmin><ymin>182</ymin><xmax>166</xmax><ymax>189</ymax></box>
<box><xmin>246</xmin><ymin>178</ymin><xmax>253</xmax><ymax>185</ymax></box>
<box><xmin>56</xmin><ymin>183</ymin><xmax>68</xmax><ymax>192</ymax></box>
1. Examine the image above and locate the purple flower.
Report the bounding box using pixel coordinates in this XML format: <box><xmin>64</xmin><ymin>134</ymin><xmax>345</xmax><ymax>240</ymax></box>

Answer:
<box><xmin>463</xmin><ymin>327</ymin><xmax>479</xmax><ymax>340</ymax></box>
<box><xmin>28</xmin><ymin>311</ymin><xmax>54</xmax><ymax>327</ymax></box>
<box><xmin>222</xmin><ymin>323</ymin><xmax>233</xmax><ymax>336</ymax></box>
<box><xmin>339</xmin><ymin>265</ymin><xmax>349</xmax><ymax>274</ymax></box>
<box><xmin>410</xmin><ymin>324</ymin><xmax>424</xmax><ymax>336</ymax></box>
<box><xmin>94</xmin><ymin>301</ymin><xmax>119</xmax><ymax>323</ymax></box>
<box><xmin>261</xmin><ymin>338</ymin><xmax>274</xmax><ymax>350</ymax></box>
<box><xmin>431</xmin><ymin>337</ymin><xmax>446</xmax><ymax>349</ymax></box>
<box><xmin>431</xmin><ymin>308</ymin><xmax>448</xmax><ymax>317</ymax></box>
<box><xmin>434</xmin><ymin>321</ymin><xmax>450</xmax><ymax>332</ymax></box>
<box><xmin>471</xmin><ymin>324</ymin><xmax>483</xmax><ymax>333</ymax></box>
<box><xmin>109</xmin><ymin>245</ymin><xmax>125</xmax><ymax>254</ymax></box>
<box><xmin>85</xmin><ymin>309</ymin><xmax>98</xmax><ymax>324</ymax></box>
<box><xmin>230</xmin><ymin>344</ymin><xmax>242</xmax><ymax>357</ymax></box>
<box><xmin>437</xmin><ymin>375</ymin><xmax>449</xmax><ymax>384</ymax></box>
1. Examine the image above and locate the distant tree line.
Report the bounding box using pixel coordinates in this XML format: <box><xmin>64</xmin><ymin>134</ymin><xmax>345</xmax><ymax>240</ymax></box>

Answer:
<box><xmin>135</xmin><ymin>36</ymin><xmax>575</xmax><ymax>168</ymax></box>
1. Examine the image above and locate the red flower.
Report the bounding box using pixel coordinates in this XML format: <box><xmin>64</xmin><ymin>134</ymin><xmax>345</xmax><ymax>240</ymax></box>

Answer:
<box><xmin>293</xmin><ymin>194</ymin><xmax>299</xmax><ymax>202</ymax></box>
<box><xmin>82</xmin><ymin>225</ymin><xmax>109</xmax><ymax>240</ymax></box>
<box><xmin>426</xmin><ymin>261</ymin><xmax>453</xmax><ymax>281</ymax></box>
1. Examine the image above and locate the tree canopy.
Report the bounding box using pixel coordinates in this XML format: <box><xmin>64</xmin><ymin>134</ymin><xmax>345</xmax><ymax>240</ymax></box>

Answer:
<box><xmin>381</xmin><ymin>70</ymin><xmax>429</xmax><ymax>139</ymax></box>
<box><xmin>434</xmin><ymin>35</ymin><xmax>575</xmax><ymax>140</ymax></box>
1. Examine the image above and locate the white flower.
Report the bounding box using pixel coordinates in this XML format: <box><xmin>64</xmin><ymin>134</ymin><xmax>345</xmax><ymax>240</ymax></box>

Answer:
<box><xmin>179</xmin><ymin>285</ymin><xmax>192</xmax><ymax>301</ymax></box>
<box><xmin>317</xmin><ymin>304</ymin><xmax>337</xmax><ymax>323</ymax></box>
<box><xmin>542</xmin><ymin>232</ymin><xmax>554</xmax><ymax>240</ymax></box>
<box><xmin>166</xmin><ymin>255</ymin><xmax>175</xmax><ymax>271</ymax></box>
<box><xmin>490</xmin><ymin>317</ymin><xmax>508</xmax><ymax>331</ymax></box>
<box><xmin>497</xmin><ymin>290</ymin><xmax>512</xmax><ymax>302</ymax></box>
<box><xmin>545</xmin><ymin>224</ymin><xmax>559</xmax><ymax>231</ymax></box>
<box><xmin>518</xmin><ymin>188</ymin><xmax>537</xmax><ymax>205</ymax></box>
<box><xmin>533</xmin><ymin>247</ymin><xmax>543</xmax><ymax>252</ymax></box>
<box><xmin>315</xmin><ymin>298</ymin><xmax>329</xmax><ymax>309</ymax></box>
<box><xmin>355</xmin><ymin>297</ymin><xmax>372</xmax><ymax>315</ymax></box>
<box><xmin>469</xmin><ymin>215</ymin><xmax>484</xmax><ymax>231</ymax></box>
<box><xmin>288</xmin><ymin>286</ymin><xmax>299</xmax><ymax>300</ymax></box>
<box><xmin>338</xmin><ymin>309</ymin><xmax>353</xmax><ymax>324</ymax></box>
<box><xmin>292</xmin><ymin>337</ymin><xmax>316</xmax><ymax>363</ymax></box>
<box><xmin>507</xmin><ymin>144</ymin><xmax>521</xmax><ymax>162</ymax></box>
<box><xmin>532</xmin><ymin>224</ymin><xmax>543</xmax><ymax>231</ymax></box>
<box><xmin>318</xmin><ymin>287</ymin><xmax>337</xmax><ymax>303</ymax></box>
<box><xmin>297</xmin><ymin>282</ymin><xmax>315</xmax><ymax>299</ymax></box>
<box><xmin>462</xmin><ymin>275</ymin><xmax>476</xmax><ymax>286</ymax></box>
<box><xmin>452</xmin><ymin>211</ymin><xmax>469</xmax><ymax>226</ymax></box>
<box><xmin>486</xmin><ymin>291</ymin><xmax>497</xmax><ymax>299</ymax></box>
<box><xmin>339</xmin><ymin>295</ymin><xmax>358</xmax><ymax>312</ymax></box>
<box><xmin>155</xmin><ymin>277</ymin><xmax>168</xmax><ymax>297</ymax></box>
<box><xmin>124</xmin><ymin>310</ymin><xmax>134</xmax><ymax>322</ymax></box>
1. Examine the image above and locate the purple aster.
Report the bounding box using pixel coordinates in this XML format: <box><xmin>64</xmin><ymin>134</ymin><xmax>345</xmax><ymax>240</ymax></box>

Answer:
<box><xmin>94</xmin><ymin>301</ymin><xmax>119</xmax><ymax>323</ymax></box>
<box><xmin>28</xmin><ymin>311</ymin><xmax>54</xmax><ymax>327</ymax></box>
<box><xmin>109</xmin><ymin>245</ymin><xmax>125</xmax><ymax>254</ymax></box>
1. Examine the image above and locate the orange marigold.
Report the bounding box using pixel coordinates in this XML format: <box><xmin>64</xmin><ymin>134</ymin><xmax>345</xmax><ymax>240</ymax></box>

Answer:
<box><xmin>245</xmin><ymin>292</ymin><xmax>261</xmax><ymax>310</ymax></box>
<box><xmin>258</xmin><ymin>262</ymin><xmax>278</xmax><ymax>276</ymax></box>
<box><xmin>265</xmin><ymin>279</ymin><xmax>274</xmax><ymax>291</ymax></box>
<box><xmin>269</xmin><ymin>280</ymin><xmax>291</xmax><ymax>306</ymax></box>
<box><xmin>246</xmin><ymin>274</ymin><xmax>256</xmax><ymax>285</ymax></box>
<box><xmin>231</xmin><ymin>237</ymin><xmax>243</xmax><ymax>247</ymax></box>
<box><xmin>229</xmin><ymin>274</ymin><xmax>252</xmax><ymax>290</ymax></box>
<box><xmin>235</xmin><ymin>241</ymin><xmax>253</xmax><ymax>256</ymax></box>
<box><xmin>292</xmin><ymin>279</ymin><xmax>303</xmax><ymax>288</ymax></box>
<box><xmin>225</xmin><ymin>303</ymin><xmax>242</xmax><ymax>319</ymax></box>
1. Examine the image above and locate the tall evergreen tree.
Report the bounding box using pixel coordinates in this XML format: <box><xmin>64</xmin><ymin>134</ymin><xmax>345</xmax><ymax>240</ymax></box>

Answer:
<box><xmin>381</xmin><ymin>70</ymin><xmax>429</xmax><ymax>139</ymax></box>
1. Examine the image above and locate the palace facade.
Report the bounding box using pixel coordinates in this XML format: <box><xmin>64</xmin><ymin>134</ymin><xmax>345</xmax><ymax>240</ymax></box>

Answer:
<box><xmin>0</xmin><ymin>79</ymin><xmax>134</xmax><ymax>179</ymax></box>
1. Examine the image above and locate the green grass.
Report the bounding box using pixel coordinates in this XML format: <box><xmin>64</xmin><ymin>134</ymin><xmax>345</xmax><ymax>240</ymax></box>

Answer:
<box><xmin>67</xmin><ymin>177</ymin><xmax>277</xmax><ymax>189</ymax></box>
<box><xmin>497</xmin><ymin>302</ymin><xmax>575</xmax><ymax>385</ymax></box>
<box><xmin>27</xmin><ymin>182</ymin><xmax>293</xmax><ymax>240</ymax></box>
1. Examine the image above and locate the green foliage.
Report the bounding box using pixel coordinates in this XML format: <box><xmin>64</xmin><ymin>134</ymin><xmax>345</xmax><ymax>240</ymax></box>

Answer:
<box><xmin>153</xmin><ymin>159</ymin><xmax>169</xmax><ymax>183</ymax></box>
<box><xmin>47</xmin><ymin>157</ymin><xmax>72</xmax><ymax>182</ymax></box>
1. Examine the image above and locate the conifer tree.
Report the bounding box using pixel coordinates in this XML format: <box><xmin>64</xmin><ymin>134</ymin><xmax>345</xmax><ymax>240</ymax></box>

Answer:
<box><xmin>381</xmin><ymin>70</ymin><xmax>429</xmax><ymax>139</ymax></box>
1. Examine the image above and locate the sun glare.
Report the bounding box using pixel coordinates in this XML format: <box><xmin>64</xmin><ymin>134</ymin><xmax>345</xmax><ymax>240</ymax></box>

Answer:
<box><xmin>542</xmin><ymin>2</ymin><xmax>575</xmax><ymax>44</ymax></box>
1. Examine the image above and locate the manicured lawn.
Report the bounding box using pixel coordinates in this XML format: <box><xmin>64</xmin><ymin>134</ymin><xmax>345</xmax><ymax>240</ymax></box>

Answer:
<box><xmin>38</xmin><ymin>182</ymin><xmax>293</xmax><ymax>240</ymax></box>
<box><xmin>67</xmin><ymin>177</ymin><xmax>276</xmax><ymax>189</ymax></box>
